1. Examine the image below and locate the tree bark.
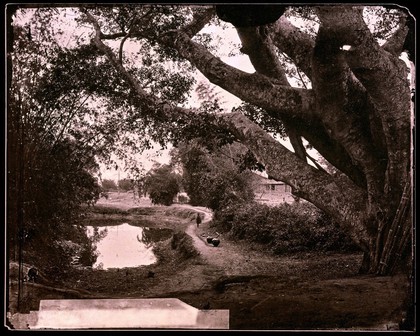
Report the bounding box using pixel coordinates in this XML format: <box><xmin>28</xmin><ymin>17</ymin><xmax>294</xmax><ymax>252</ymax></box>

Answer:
<box><xmin>316</xmin><ymin>6</ymin><xmax>412</xmax><ymax>206</ymax></box>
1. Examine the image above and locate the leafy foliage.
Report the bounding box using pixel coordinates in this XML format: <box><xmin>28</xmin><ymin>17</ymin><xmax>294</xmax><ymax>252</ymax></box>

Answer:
<box><xmin>7</xmin><ymin>12</ymin><xmax>102</xmax><ymax>277</ymax></box>
<box><xmin>173</xmin><ymin>141</ymin><xmax>255</xmax><ymax>210</ymax></box>
<box><xmin>171</xmin><ymin>111</ymin><xmax>236</xmax><ymax>151</ymax></box>
<box><xmin>12</xmin><ymin>137</ymin><xmax>102</xmax><ymax>276</ymax></box>
<box><xmin>143</xmin><ymin>164</ymin><xmax>181</xmax><ymax>205</ymax></box>
<box><xmin>213</xmin><ymin>201</ymin><xmax>360</xmax><ymax>254</ymax></box>
<box><xmin>363</xmin><ymin>6</ymin><xmax>402</xmax><ymax>41</ymax></box>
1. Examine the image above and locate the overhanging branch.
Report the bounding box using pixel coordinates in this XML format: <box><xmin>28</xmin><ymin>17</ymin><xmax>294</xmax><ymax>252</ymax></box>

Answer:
<box><xmin>270</xmin><ymin>16</ymin><xmax>315</xmax><ymax>80</ymax></box>
<box><xmin>166</xmin><ymin>30</ymin><xmax>315</xmax><ymax>120</ymax></box>
<box><xmin>224</xmin><ymin>111</ymin><xmax>371</xmax><ymax>248</ymax></box>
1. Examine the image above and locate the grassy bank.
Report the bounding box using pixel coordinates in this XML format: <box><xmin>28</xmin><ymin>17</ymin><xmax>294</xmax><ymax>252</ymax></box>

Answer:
<box><xmin>83</xmin><ymin>196</ymin><xmax>199</xmax><ymax>231</ymax></box>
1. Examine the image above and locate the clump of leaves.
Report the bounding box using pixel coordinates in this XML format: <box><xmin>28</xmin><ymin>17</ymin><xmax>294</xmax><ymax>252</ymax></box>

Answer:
<box><xmin>143</xmin><ymin>164</ymin><xmax>181</xmax><ymax>206</ymax></box>
<box><xmin>213</xmin><ymin>201</ymin><xmax>360</xmax><ymax>254</ymax></box>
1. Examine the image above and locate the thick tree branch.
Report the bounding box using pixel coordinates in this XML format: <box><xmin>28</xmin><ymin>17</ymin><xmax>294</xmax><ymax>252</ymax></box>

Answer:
<box><xmin>236</xmin><ymin>14</ymin><xmax>371</xmax><ymax>189</ymax></box>
<box><xmin>316</xmin><ymin>5</ymin><xmax>411</xmax><ymax>204</ymax></box>
<box><xmin>236</xmin><ymin>24</ymin><xmax>325</xmax><ymax>175</ymax></box>
<box><xmin>236</xmin><ymin>25</ymin><xmax>307</xmax><ymax>162</ymax></box>
<box><xmin>270</xmin><ymin>16</ymin><xmax>315</xmax><ymax>79</ymax></box>
<box><xmin>236</xmin><ymin>26</ymin><xmax>289</xmax><ymax>85</ymax></box>
<box><xmin>165</xmin><ymin>30</ymin><xmax>315</xmax><ymax>121</ymax></box>
<box><xmin>287</xmin><ymin>127</ymin><xmax>307</xmax><ymax>161</ymax></box>
<box><xmin>225</xmin><ymin>111</ymin><xmax>371</xmax><ymax>249</ymax></box>
<box><xmin>266</xmin><ymin>14</ymin><xmax>389</xmax><ymax>185</ymax></box>
<box><xmin>249</xmin><ymin>109</ymin><xmax>368</xmax><ymax>188</ymax></box>
<box><xmin>286</xmin><ymin>116</ymin><xmax>367</xmax><ymax>188</ymax></box>
<box><xmin>312</xmin><ymin>9</ymin><xmax>389</xmax><ymax>203</ymax></box>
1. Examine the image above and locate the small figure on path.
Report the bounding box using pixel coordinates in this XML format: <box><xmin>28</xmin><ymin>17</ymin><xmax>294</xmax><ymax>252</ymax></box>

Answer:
<box><xmin>196</xmin><ymin>213</ymin><xmax>202</xmax><ymax>228</ymax></box>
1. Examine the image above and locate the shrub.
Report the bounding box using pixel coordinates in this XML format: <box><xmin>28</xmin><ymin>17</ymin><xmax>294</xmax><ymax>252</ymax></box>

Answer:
<box><xmin>170</xmin><ymin>231</ymin><xmax>200</xmax><ymax>259</ymax></box>
<box><xmin>212</xmin><ymin>201</ymin><xmax>360</xmax><ymax>254</ymax></box>
<box><xmin>143</xmin><ymin>164</ymin><xmax>181</xmax><ymax>206</ymax></box>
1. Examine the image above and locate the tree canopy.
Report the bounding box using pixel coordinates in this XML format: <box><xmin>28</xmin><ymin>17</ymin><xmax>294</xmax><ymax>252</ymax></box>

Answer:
<box><xmin>7</xmin><ymin>4</ymin><xmax>414</xmax><ymax>275</ymax></box>
<box><xmin>143</xmin><ymin>164</ymin><xmax>181</xmax><ymax>205</ymax></box>
<box><xmin>172</xmin><ymin>141</ymin><xmax>256</xmax><ymax>210</ymax></box>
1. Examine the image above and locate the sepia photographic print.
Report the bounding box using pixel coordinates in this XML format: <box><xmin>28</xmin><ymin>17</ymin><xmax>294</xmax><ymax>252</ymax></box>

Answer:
<box><xmin>5</xmin><ymin>2</ymin><xmax>415</xmax><ymax>331</ymax></box>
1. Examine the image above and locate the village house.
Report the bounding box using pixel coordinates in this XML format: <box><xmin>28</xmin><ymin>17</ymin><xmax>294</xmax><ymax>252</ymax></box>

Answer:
<box><xmin>251</xmin><ymin>173</ymin><xmax>295</xmax><ymax>205</ymax></box>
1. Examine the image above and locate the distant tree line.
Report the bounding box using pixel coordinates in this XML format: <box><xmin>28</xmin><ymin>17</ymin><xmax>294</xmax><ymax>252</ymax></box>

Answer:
<box><xmin>100</xmin><ymin>178</ymin><xmax>135</xmax><ymax>192</ymax></box>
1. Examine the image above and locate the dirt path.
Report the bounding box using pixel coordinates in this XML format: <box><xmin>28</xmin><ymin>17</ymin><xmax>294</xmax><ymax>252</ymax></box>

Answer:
<box><xmin>175</xmin><ymin>205</ymin><xmax>353</xmax><ymax>279</ymax></box>
<box><xmin>174</xmin><ymin>205</ymin><xmax>280</xmax><ymax>276</ymax></box>
<box><xmin>178</xmin><ymin>206</ymin><xmax>226</xmax><ymax>266</ymax></box>
<box><xmin>9</xmin><ymin>195</ymin><xmax>411</xmax><ymax>331</ymax></box>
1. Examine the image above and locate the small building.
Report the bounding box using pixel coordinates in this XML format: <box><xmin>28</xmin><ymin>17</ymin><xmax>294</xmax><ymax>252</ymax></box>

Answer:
<box><xmin>175</xmin><ymin>192</ymin><xmax>190</xmax><ymax>204</ymax></box>
<box><xmin>251</xmin><ymin>173</ymin><xmax>295</xmax><ymax>205</ymax></box>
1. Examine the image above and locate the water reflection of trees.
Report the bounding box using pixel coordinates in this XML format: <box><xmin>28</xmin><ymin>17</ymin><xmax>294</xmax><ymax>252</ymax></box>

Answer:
<box><xmin>89</xmin><ymin>226</ymin><xmax>108</xmax><ymax>243</ymax></box>
<box><xmin>139</xmin><ymin>227</ymin><xmax>173</xmax><ymax>247</ymax></box>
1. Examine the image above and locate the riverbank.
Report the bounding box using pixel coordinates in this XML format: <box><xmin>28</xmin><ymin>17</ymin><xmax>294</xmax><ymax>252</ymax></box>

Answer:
<box><xmin>8</xmin><ymin>192</ymin><xmax>413</xmax><ymax>331</ymax></box>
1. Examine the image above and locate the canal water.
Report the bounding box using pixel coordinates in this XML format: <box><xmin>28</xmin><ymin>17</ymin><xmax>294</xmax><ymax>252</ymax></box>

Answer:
<box><xmin>86</xmin><ymin>223</ymin><xmax>173</xmax><ymax>270</ymax></box>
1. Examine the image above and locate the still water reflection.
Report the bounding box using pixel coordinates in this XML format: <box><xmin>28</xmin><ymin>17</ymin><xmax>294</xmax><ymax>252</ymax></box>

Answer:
<box><xmin>86</xmin><ymin>223</ymin><xmax>173</xmax><ymax>270</ymax></box>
